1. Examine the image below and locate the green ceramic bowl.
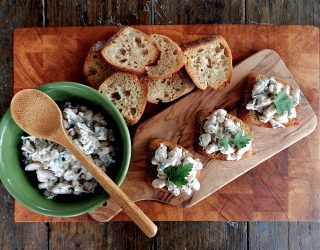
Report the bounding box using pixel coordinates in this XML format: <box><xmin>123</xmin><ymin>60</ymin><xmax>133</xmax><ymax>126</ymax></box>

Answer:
<box><xmin>0</xmin><ymin>82</ymin><xmax>131</xmax><ymax>217</ymax></box>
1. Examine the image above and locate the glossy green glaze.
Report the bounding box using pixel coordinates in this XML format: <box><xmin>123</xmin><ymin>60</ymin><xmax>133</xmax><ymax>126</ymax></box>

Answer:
<box><xmin>0</xmin><ymin>82</ymin><xmax>131</xmax><ymax>217</ymax></box>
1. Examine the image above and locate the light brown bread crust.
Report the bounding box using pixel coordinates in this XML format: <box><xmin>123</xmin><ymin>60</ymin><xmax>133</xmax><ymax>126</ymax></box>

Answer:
<box><xmin>83</xmin><ymin>40</ymin><xmax>117</xmax><ymax>89</ymax></box>
<box><xmin>146</xmin><ymin>138</ymin><xmax>200</xmax><ymax>188</ymax></box>
<box><xmin>194</xmin><ymin>110</ymin><xmax>253</xmax><ymax>161</ymax></box>
<box><xmin>128</xmin><ymin>76</ymin><xmax>149</xmax><ymax>125</ymax></box>
<box><xmin>147</xmin><ymin>34</ymin><xmax>185</xmax><ymax>79</ymax></box>
<box><xmin>98</xmin><ymin>72</ymin><xmax>148</xmax><ymax>126</ymax></box>
<box><xmin>182</xmin><ymin>35</ymin><xmax>233</xmax><ymax>90</ymax></box>
<box><xmin>100</xmin><ymin>27</ymin><xmax>160</xmax><ymax>75</ymax></box>
<box><xmin>238</xmin><ymin>74</ymin><xmax>299</xmax><ymax>128</ymax></box>
<box><xmin>147</xmin><ymin>69</ymin><xmax>195</xmax><ymax>104</ymax></box>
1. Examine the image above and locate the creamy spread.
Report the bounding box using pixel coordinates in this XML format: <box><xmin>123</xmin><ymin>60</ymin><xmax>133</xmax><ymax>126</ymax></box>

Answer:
<box><xmin>246</xmin><ymin>76</ymin><xmax>300</xmax><ymax>128</ymax></box>
<box><xmin>151</xmin><ymin>144</ymin><xmax>203</xmax><ymax>196</ymax></box>
<box><xmin>198</xmin><ymin>109</ymin><xmax>252</xmax><ymax>161</ymax></box>
<box><xmin>21</xmin><ymin>102</ymin><xmax>116</xmax><ymax>199</ymax></box>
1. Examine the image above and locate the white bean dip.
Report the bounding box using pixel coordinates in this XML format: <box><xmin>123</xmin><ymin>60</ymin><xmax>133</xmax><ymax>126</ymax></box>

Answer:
<box><xmin>151</xmin><ymin>144</ymin><xmax>203</xmax><ymax>196</ymax></box>
<box><xmin>246</xmin><ymin>76</ymin><xmax>300</xmax><ymax>128</ymax></box>
<box><xmin>198</xmin><ymin>109</ymin><xmax>252</xmax><ymax>161</ymax></box>
<box><xmin>21</xmin><ymin>102</ymin><xmax>116</xmax><ymax>199</ymax></box>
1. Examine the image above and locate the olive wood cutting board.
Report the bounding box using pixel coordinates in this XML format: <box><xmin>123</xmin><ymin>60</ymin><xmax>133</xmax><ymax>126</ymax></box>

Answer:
<box><xmin>13</xmin><ymin>25</ymin><xmax>319</xmax><ymax>221</ymax></box>
<box><xmin>89</xmin><ymin>49</ymin><xmax>317</xmax><ymax>222</ymax></box>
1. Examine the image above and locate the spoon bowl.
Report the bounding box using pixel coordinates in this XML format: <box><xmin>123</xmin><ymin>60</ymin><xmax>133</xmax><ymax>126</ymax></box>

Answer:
<box><xmin>11</xmin><ymin>89</ymin><xmax>64</xmax><ymax>140</ymax></box>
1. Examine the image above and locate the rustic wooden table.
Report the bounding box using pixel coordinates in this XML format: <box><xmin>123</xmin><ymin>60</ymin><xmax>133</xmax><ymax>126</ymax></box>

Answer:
<box><xmin>0</xmin><ymin>0</ymin><xmax>319</xmax><ymax>249</ymax></box>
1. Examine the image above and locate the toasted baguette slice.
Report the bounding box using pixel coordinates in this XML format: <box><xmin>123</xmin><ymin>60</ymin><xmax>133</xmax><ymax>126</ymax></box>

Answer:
<box><xmin>146</xmin><ymin>138</ymin><xmax>201</xmax><ymax>188</ymax></box>
<box><xmin>146</xmin><ymin>69</ymin><xmax>195</xmax><ymax>104</ymax></box>
<box><xmin>238</xmin><ymin>74</ymin><xmax>299</xmax><ymax>128</ymax></box>
<box><xmin>146</xmin><ymin>34</ymin><xmax>185</xmax><ymax>79</ymax></box>
<box><xmin>194</xmin><ymin>110</ymin><xmax>253</xmax><ymax>161</ymax></box>
<box><xmin>100</xmin><ymin>27</ymin><xmax>159</xmax><ymax>75</ymax></box>
<box><xmin>83</xmin><ymin>40</ymin><xmax>117</xmax><ymax>88</ymax></box>
<box><xmin>98</xmin><ymin>72</ymin><xmax>148</xmax><ymax>125</ymax></box>
<box><xmin>182</xmin><ymin>35</ymin><xmax>233</xmax><ymax>90</ymax></box>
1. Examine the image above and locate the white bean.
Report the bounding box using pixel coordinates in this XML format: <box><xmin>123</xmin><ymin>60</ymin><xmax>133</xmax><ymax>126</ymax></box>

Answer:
<box><xmin>68</xmin><ymin>128</ymin><xmax>76</xmax><ymax>137</ymax></box>
<box><xmin>269</xmin><ymin>118</ymin><xmax>285</xmax><ymax>128</ymax></box>
<box><xmin>84</xmin><ymin>182</ymin><xmax>95</xmax><ymax>192</ymax></box>
<box><xmin>63</xmin><ymin>170</ymin><xmax>79</xmax><ymax>181</ymax></box>
<box><xmin>72</xmin><ymin>139</ymin><xmax>81</xmax><ymax>147</ymax></box>
<box><xmin>252</xmin><ymin>80</ymin><xmax>268</xmax><ymax>96</ymax></box>
<box><xmin>38</xmin><ymin>181</ymin><xmax>55</xmax><ymax>189</ymax></box>
<box><xmin>274</xmin><ymin>111</ymin><xmax>289</xmax><ymax>124</ymax></box>
<box><xmin>283</xmin><ymin>85</ymin><xmax>290</xmax><ymax>95</ymax></box>
<box><xmin>50</xmin><ymin>163</ymin><xmax>65</xmax><ymax>177</ymax></box>
<box><xmin>84</xmin><ymin>110</ymin><xmax>93</xmax><ymax>119</ymax></box>
<box><xmin>154</xmin><ymin>144</ymin><xmax>168</xmax><ymax>162</ymax></box>
<box><xmin>293</xmin><ymin>88</ymin><xmax>300</xmax><ymax>105</ymax></box>
<box><xmin>79</xmin><ymin>105</ymin><xmax>87</xmax><ymax>112</ymax></box>
<box><xmin>204</xmin><ymin>122</ymin><xmax>217</xmax><ymax>134</ymax></box>
<box><xmin>73</xmin><ymin>185</ymin><xmax>87</xmax><ymax>195</ymax></box>
<box><xmin>263</xmin><ymin>104</ymin><xmax>277</xmax><ymax>119</ymax></box>
<box><xmin>51</xmin><ymin>183</ymin><xmax>73</xmax><ymax>194</ymax></box>
<box><xmin>83</xmin><ymin>172</ymin><xmax>93</xmax><ymax>181</ymax></box>
<box><xmin>199</xmin><ymin>133</ymin><xmax>211</xmax><ymax>147</ymax></box>
<box><xmin>167</xmin><ymin>147</ymin><xmax>182</xmax><ymax>160</ymax></box>
<box><xmin>189</xmin><ymin>179</ymin><xmax>200</xmax><ymax>191</ymax></box>
<box><xmin>214</xmin><ymin>109</ymin><xmax>227</xmax><ymax>122</ymax></box>
<box><xmin>36</xmin><ymin>169</ymin><xmax>57</xmax><ymax>182</ymax></box>
<box><xmin>205</xmin><ymin>143</ymin><xmax>219</xmax><ymax>154</ymax></box>
<box><xmin>183</xmin><ymin>187</ymin><xmax>192</xmax><ymax>196</ymax></box>
<box><xmin>25</xmin><ymin>162</ymin><xmax>42</xmax><ymax>171</ymax></box>
<box><xmin>63</xmin><ymin>119</ymin><xmax>70</xmax><ymax>129</ymax></box>
<box><xmin>152</xmin><ymin>178</ymin><xmax>166</xmax><ymax>188</ymax></box>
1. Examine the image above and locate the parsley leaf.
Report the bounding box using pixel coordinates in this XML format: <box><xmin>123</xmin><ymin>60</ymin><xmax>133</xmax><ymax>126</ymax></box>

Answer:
<box><xmin>219</xmin><ymin>134</ymin><xmax>231</xmax><ymax>151</ymax></box>
<box><xmin>163</xmin><ymin>163</ymin><xmax>193</xmax><ymax>187</ymax></box>
<box><xmin>273</xmin><ymin>91</ymin><xmax>294</xmax><ymax>115</ymax></box>
<box><xmin>233</xmin><ymin>131</ymin><xmax>251</xmax><ymax>149</ymax></box>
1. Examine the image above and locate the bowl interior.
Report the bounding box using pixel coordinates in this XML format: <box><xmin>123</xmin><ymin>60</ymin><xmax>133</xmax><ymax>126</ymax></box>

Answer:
<box><xmin>0</xmin><ymin>82</ymin><xmax>131</xmax><ymax>217</ymax></box>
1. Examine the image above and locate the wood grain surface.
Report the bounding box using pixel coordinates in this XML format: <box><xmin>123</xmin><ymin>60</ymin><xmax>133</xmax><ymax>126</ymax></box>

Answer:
<box><xmin>12</xmin><ymin>24</ymin><xmax>319</xmax><ymax>223</ymax></box>
<box><xmin>90</xmin><ymin>48</ymin><xmax>317</xmax><ymax>221</ymax></box>
<box><xmin>249</xmin><ymin>222</ymin><xmax>320</xmax><ymax>249</ymax></box>
<box><xmin>1</xmin><ymin>0</ymin><xmax>320</xmax><ymax>249</ymax></box>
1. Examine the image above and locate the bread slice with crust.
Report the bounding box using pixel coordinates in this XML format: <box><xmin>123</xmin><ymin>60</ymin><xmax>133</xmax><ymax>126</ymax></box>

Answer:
<box><xmin>83</xmin><ymin>40</ymin><xmax>117</xmax><ymax>89</ymax></box>
<box><xmin>98</xmin><ymin>72</ymin><xmax>148</xmax><ymax>125</ymax></box>
<box><xmin>182</xmin><ymin>35</ymin><xmax>233</xmax><ymax>90</ymax></box>
<box><xmin>146</xmin><ymin>138</ymin><xmax>201</xmax><ymax>188</ymax></box>
<box><xmin>146</xmin><ymin>34</ymin><xmax>185</xmax><ymax>79</ymax></box>
<box><xmin>100</xmin><ymin>27</ymin><xmax>159</xmax><ymax>75</ymax></box>
<box><xmin>194</xmin><ymin>110</ymin><xmax>253</xmax><ymax>160</ymax></box>
<box><xmin>238</xmin><ymin>74</ymin><xmax>299</xmax><ymax>128</ymax></box>
<box><xmin>146</xmin><ymin>69</ymin><xmax>195</xmax><ymax>104</ymax></box>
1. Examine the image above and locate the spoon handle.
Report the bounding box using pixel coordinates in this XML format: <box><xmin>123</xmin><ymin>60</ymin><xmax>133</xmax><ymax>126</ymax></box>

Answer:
<box><xmin>58</xmin><ymin>135</ymin><xmax>158</xmax><ymax>238</ymax></box>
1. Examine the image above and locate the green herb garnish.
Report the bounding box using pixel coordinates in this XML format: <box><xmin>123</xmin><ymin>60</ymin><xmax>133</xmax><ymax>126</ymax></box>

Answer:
<box><xmin>273</xmin><ymin>91</ymin><xmax>294</xmax><ymax>115</ymax></box>
<box><xmin>219</xmin><ymin>132</ymin><xmax>251</xmax><ymax>150</ymax></box>
<box><xmin>163</xmin><ymin>163</ymin><xmax>193</xmax><ymax>187</ymax></box>
<box><xmin>233</xmin><ymin>131</ymin><xmax>251</xmax><ymax>149</ymax></box>
<box><xmin>219</xmin><ymin>134</ymin><xmax>231</xmax><ymax>151</ymax></box>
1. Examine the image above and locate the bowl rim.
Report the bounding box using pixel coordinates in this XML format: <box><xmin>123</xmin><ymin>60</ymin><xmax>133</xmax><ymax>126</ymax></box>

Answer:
<box><xmin>0</xmin><ymin>81</ymin><xmax>131</xmax><ymax>217</ymax></box>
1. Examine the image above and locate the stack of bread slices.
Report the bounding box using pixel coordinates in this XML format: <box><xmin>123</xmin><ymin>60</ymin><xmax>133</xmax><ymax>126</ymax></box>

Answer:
<box><xmin>83</xmin><ymin>27</ymin><xmax>233</xmax><ymax>125</ymax></box>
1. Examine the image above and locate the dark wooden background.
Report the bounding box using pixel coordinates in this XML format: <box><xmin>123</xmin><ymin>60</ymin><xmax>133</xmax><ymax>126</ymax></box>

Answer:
<box><xmin>0</xmin><ymin>0</ymin><xmax>319</xmax><ymax>249</ymax></box>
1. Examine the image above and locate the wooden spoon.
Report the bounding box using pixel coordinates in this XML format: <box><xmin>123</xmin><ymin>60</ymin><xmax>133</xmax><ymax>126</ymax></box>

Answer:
<box><xmin>10</xmin><ymin>89</ymin><xmax>158</xmax><ymax>238</ymax></box>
